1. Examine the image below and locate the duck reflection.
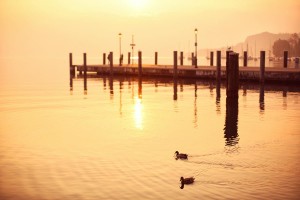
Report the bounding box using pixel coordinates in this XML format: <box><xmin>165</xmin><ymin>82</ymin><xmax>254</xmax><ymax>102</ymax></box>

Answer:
<box><xmin>224</xmin><ymin>96</ymin><xmax>239</xmax><ymax>146</ymax></box>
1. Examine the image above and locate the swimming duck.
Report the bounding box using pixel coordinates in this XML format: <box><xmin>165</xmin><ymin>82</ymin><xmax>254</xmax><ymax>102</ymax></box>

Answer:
<box><xmin>179</xmin><ymin>176</ymin><xmax>195</xmax><ymax>189</ymax></box>
<box><xmin>180</xmin><ymin>176</ymin><xmax>195</xmax><ymax>184</ymax></box>
<box><xmin>175</xmin><ymin>151</ymin><xmax>188</xmax><ymax>159</ymax></box>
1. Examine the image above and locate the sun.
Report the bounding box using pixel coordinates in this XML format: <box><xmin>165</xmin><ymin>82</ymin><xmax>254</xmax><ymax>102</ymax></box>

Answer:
<box><xmin>129</xmin><ymin>0</ymin><xmax>149</xmax><ymax>9</ymax></box>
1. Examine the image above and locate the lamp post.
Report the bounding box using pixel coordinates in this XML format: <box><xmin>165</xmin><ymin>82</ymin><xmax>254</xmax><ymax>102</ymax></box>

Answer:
<box><xmin>194</xmin><ymin>28</ymin><xmax>198</xmax><ymax>68</ymax></box>
<box><xmin>118</xmin><ymin>33</ymin><xmax>122</xmax><ymax>66</ymax></box>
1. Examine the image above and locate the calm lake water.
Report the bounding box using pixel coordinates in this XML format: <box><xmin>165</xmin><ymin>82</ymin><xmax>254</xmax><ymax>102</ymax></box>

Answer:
<box><xmin>0</xmin><ymin>57</ymin><xmax>300</xmax><ymax>200</ymax></box>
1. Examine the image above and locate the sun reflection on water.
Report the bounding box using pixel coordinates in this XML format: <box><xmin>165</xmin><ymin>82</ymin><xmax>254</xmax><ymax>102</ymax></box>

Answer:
<box><xmin>134</xmin><ymin>96</ymin><xmax>143</xmax><ymax>130</ymax></box>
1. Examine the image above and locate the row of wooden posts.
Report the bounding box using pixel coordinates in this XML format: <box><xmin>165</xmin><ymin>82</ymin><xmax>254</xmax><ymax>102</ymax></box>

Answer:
<box><xmin>99</xmin><ymin>50</ymin><xmax>290</xmax><ymax>68</ymax></box>
<box><xmin>70</xmin><ymin>50</ymin><xmax>267</xmax><ymax>97</ymax></box>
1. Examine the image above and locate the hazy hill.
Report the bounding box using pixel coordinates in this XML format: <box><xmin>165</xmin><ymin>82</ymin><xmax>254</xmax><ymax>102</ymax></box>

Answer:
<box><xmin>201</xmin><ymin>32</ymin><xmax>300</xmax><ymax>57</ymax></box>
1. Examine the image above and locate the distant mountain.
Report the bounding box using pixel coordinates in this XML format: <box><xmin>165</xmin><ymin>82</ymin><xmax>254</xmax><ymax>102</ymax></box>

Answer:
<box><xmin>201</xmin><ymin>32</ymin><xmax>300</xmax><ymax>57</ymax></box>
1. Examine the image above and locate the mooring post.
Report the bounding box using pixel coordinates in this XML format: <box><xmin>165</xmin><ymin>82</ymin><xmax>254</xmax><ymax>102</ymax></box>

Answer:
<box><xmin>110</xmin><ymin>52</ymin><xmax>113</xmax><ymax>75</ymax></box>
<box><xmin>226</xmin><ymin>52</ymin><xmax>239</xmax><ymax>97</ymax></box>
<box><xmin>191</xmin><ymin>53</ymin><xmax>194</xmax><ymax>66</ymax></box>
<box><xmin>226</xmin><ymin>51</ymin><xmax>231</xmax><ymax>83</ymax></box>
<box><xmin>216</xmin><ymin>51</ymin><xmax>221</xmax><ymax>81</ymax></box>
<box><xmin>69</xmin><ymin>53</ymin><xmax>75</xmax><ymax>76</ymax></box>
<box><xmin>260</xmin><ymin>51</ymin><xmax>265</xmax><ymax>83</ymax></box>
<box><xmin>180</xmin><ymin>51</ymin><xmax>184</xmax><ymax>66</ymax></box>
<box><xmin>243</xmin><ymin>51</ymin><xmax>247</xmax><ymax>67</ymax></box>
<box><xmin>138</xmin><ymin>51</ymin><xmax>142</xmax><ymax>76</ymax></box>
<box><xmin>284</xmin><ymin>51</ymin><xmax>288</xmax><ymax>68</ymax></box>
<box><xmin>128</xmin><ymin>52</ymin><xmax>131</xmax><ymax>65</ymax></box>
<box><xmin>173</xmin><ymin>51</ymin><xmax>178</xmax><ymax>78</ymax></box>
<box><xmin>83</xmin><ymin>53</ymin><xmax>87</xmax><ymax>91</ymax></box>
<box><xmin>103</xmin><ymin>53</ymin><xmax>106</xmax><ymax>65</ymax></box>
<box><xmin>210</xmin><ymin>51</ymin><xmax>214</xmax><ymax>66</ymax></box>
<box><xmin>155</xmin><ymin>52</ymin><xmax>158</xmax><ymax>65</ymax></box>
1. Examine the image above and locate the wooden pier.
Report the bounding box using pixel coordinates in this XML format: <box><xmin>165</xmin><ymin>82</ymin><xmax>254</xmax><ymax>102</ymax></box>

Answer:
<box><xmin>69</xmin><ymin>52</ymin><xmax>300</xmax><ymax>83</ymax></box>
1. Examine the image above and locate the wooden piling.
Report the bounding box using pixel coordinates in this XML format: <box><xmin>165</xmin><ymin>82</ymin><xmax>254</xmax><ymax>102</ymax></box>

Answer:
<box><xmin>284</xmin><ymin>51</ymin><xmax>288</xmax><ymax>68</ymax></box>
<box><xmin>180</xmin><ymin>51</ymin><xmax>184</xmax><ymax>66</ymax></box>
<box><xmin>210</xmin><ymin>51</ymin><xmax>214</xmax><ymax>66</ymax></box>
<box><xmin>260</xmin><ymin>51</ymin><xmax>265</xmax><ymax>83</ymax></box>
<box><xmin>192</xmin><ymin>53</ymin><xmax>194</xmax><ymax>66</ymax></box>
<box><xmin>69</xmin><ymin>53</ymin><xmax>75</xmax><ymax>76</ymax></box>
<box><xmin>173</xmin><ymin>51</ymin><xmax>178</xmax><ymax>78</ymax></box>
<box><xmin>103</xmin><ymin>53</ymin><xmax>106</xmax><ymax>65</ymax></box>
<box><xmin>128</xmin><ymin>52</ymin><xmax>131</xmax><ymax>65</ymax></box>
<box><xmin>155</xmin><ymin>52</ymin><xmax>158</xmax><ymax>65</ymax></box>
<box><xmin>243</xmin><ymin>51</ymin><xmax>247</xmax><ymax>67</ymax></box>
<box><xmin>216</xmin><ymin>51</ymin><xmax>221</xmax><ymax>81</ymax></box>
<box><xmin>109</xmin><ymin>52</ymin><xmax>113</xmax><ymax>75</ymax></box>
<box><xmin>226</xmin><ymin>52</ymin><xmax>239</xmax><ymax>97</ymax></box>
<box><xmin>138</xmin><ymin>51</ymin><xmax>142</xmax><ymax>76</ymax></box>
<box><xmin>83</xmin><ymin>53</ymin><xmax>87</xmax><ymax>91</ymax></box>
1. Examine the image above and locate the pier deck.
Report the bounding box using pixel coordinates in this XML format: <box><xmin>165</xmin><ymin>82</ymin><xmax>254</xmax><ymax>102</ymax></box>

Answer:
<box><xmin>73</xmin><ymin>64</ymin><xmax>300</xmax><ymax>83</ymax></box>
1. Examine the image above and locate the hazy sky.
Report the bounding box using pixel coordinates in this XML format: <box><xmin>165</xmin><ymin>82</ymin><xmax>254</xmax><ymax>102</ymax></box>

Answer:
<box><xmin>1</xmin><ymin>0</ymin><xmax>300</xmax><ymax>58</ymax></box>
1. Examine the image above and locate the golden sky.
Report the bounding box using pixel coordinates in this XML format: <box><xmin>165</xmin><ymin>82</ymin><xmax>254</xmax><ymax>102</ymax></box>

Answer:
<box><xmin>0</xmin><ymin>0</ymin><xmax>299</xmax><ymax>58</ymax></box>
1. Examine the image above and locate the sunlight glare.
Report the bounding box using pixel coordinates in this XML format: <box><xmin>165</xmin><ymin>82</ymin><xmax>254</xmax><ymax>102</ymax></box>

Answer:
<box><xmin>134</xmin><ymin>97</ymin><xmax>143</xmax><ymax>130</ymax></box>
<box><xmin>129</xmin><ymin>0</ymin><xmax>149</xmax><ymax>10</ymax></box>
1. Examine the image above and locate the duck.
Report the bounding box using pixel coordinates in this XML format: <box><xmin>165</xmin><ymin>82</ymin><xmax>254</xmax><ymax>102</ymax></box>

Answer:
<box><xmin>180</xmin><ymin>176</ymin><xmax>195</xmax><ymax>189</ymax></box>
<box><xmin>174</xmin><ymin>151</ymin><xmax>188</xmax><ymax>159</ymax></box>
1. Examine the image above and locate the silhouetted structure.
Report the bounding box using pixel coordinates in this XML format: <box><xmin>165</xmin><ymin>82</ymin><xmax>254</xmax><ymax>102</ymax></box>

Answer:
<box><xmin>83</xmin><ymin>53</ymin><xmax>87</xmax><ymax>91</ymax></box>
<box><xmin>138</xmin><ymin>51</ymin><xmax>142</xmax><ymax>76</ymax></box>
<box><xmin>243</xmin><ymin>51</ymin><xmax>247</xmax><ymax>67</ymax></box>
<box><xmin>103</xmin><ymin>53</ymin><xmax>106</xmax><ymax>65</ymax></box>
<box><xmin>155</xmin><ymin>52</ymin><xmax>158</xmax><ymax>65</ymax></box>
<box><xmin>216</xmin><ymin>51</ymin><xmax>221</xmax><ymax>81</ymax></box>
<box><xmin>284</xmin><ymin>51</ymin><xmax>288</xmax><ymax>68</ymax></box>
<box><xmin>226</xmin><ymin>52</ymin><xmax>239</xmax><ymax>97</ymax></box>
<box><xmin>180</xmin><ymin>51</ymin><xmax>184</xmax><ymax>66</ymax></box>
<box><xmin>260</xmin><ymin>51</ymin><xmax>265</xmax><ymax>83</ymax></box>
<box><xmin>210</xmin><ymin>51</ymin><xmax>214</xmax><ymax>66</ymax></box>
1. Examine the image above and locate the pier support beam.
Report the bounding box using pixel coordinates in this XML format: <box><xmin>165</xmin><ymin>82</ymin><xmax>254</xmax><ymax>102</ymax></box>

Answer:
<box><xmin>138</xmin><ymin>51</ymin><xmax>142</xmax><ymax>76</ymax></box>
<box><xmin>69</xmin><ymin>53</ymin><xmax>75</xmax><ymax>76</ymax></box>
<box><xmin>191</xmin><ymin>53</ymin><xmax>194</xmax><ymax>66</ymax></box>
<box><xmin>173</xmin><ymin>51</ymin><xmax>178</xmax><ymax>78</ymax></box>
<box><xmin>103</xmin><ymin>53</ymin><xmax>106</xmax><ymax>65</ymax></box>
<box><xmin>83</xmin><ymin>53</ymin><xmax>87</xmax><ymax>91</ymax></box>
<box><xmin>226</xmin><ymin>52</ymin><xmax>239</xmax><ymax>98</ymax></box>
<box><xmin>109</xmin><ymin>52</ymin><xmax>113</xmax><ymax>75</ymax></box>
<box><xmin>243</xmin><ymin>51</ymin><xmax>247</xmax><ymax>67</ymax></box>
<box><xmin>180</xmin><ymin>51</ymin><xmax>184</xmax><ymax>66</ymax></box>
<box><xmin>155</xmin><ymin>52</ymin><xmax>158</xmax><ymax>65</ymax></box>
<box><xmin>210</xmin><ymin>51</ymin><xmax>214</xmax><ymax>66</ymax></box>
<box><xmin>216</xmin><ymin>51</ymin><xmax>221</xmax><ymax>81</ymax></box>
<box><xmin>284</xmin><ymin>51</ymin><xmax>288</xmax><ymax>68</ymax></box>
<box><xmin>260</xmin><ymin>51</ymin><xmax>265</xmax><ymax>83</ymax></box>
<box><xmin>128</xmin><ymin>52</ymin><xmax>131</xmax><ymax>65</ymax></box>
